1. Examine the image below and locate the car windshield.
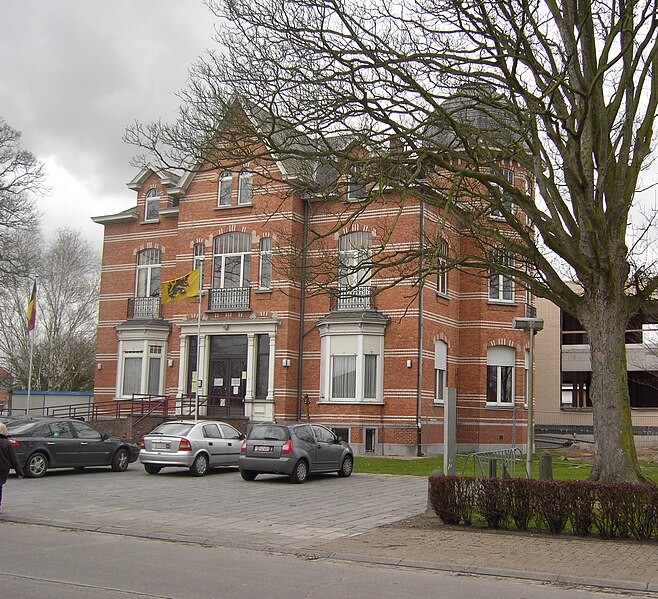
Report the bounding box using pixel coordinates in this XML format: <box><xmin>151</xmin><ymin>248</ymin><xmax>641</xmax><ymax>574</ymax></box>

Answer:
<box><xmin>249</xmin><ymin>424</ymin><xmax>289</xmax><ymax>441</ymax></box>
<box><xmin>150</xmin><ymin>423</ymin><xmax>194</xmax><ymax>436</ymax></box>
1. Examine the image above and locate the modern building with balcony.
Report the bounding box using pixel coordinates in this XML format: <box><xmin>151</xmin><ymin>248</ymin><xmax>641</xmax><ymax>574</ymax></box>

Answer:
<box><xmin>92</xmin><ymin>103</ymin><xmax>536</xmax><ymax>455</ymax></box>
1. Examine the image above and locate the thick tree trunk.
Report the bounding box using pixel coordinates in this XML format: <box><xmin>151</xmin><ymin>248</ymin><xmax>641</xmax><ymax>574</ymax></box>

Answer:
<box><xmin>580</xmin><ymin>292</ymin><xmax>644</xmax><ymax>482</ymax></box>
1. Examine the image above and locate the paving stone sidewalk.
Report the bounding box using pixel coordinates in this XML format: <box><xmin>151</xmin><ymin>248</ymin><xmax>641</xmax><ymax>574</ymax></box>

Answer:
<box><xmin>2</xmin><ymin>468</ymin><xmax>658</xmax><ymax>594</ymax></box>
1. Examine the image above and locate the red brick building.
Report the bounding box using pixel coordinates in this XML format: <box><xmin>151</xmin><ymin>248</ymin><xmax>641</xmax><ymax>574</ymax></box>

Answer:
<box><xmin>92</xmin><ymin>105</ymin><xmax>534</xmax><ymax>455</ymax></box>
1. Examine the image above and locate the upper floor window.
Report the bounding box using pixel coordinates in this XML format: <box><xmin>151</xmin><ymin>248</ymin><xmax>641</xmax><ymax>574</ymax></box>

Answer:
<box><xmin>193</xmin><ymin>242</ymin><xmax>205</xmax><ymax>272</ymax></box>
<box><xmin>259</xmin><ymin>237</ymin><xmax>272</xmax><ymax>289</ymax></box>
<box><xmin>218</xmin><ymin>171</ymin><xmax>233</xmax><ymax>206</ymax></box>
<box><xmin>212</xmin><ymin>232</ymin><xmax>251</xmax><ymax>289</ymax></box>
<box><xmin>487</xmin><ymin>345</ymin><xmax>514</xmax><ymax>405</ymax></box>
<box><xmin>347</xmin><ymin>165</ymin><xmax>367</xmax><ymax>201</ymax></box>
<box><xmin>338</xmin><ymin>231</ymin><xmax>372</xmax><ymax>309</ymax></box>
<box><xmin>490</xmin><ymin>168</ymin><xmax>514</xmax><ymax>219</ymax></box>
<box><xmin>135</xmin><ymin>249</ymin><xmax>161</xmax><ymax>298</ymax></box>
<box><xmin>144</xmin><ymin>189</ymin><xmax>160</xmax><ymax>221</ymax></box>
<box><xmin>489</xmin><ymin>248</ymin><xmax>514</xmax><ymax>302</ymax></box>
<box><xmin>238</xmin><ymin>170</ymin><xmax>253</xmax><ymax>205</ymax></box>
<box><xmin>434</xmin><ymin>340</ymin><xmax>448</xmax><ymax>403</ymax></box>
<box><xmin>437</xmin><ymin>238</ymin><xmax>449</xmax><ymax>296</ymax></box>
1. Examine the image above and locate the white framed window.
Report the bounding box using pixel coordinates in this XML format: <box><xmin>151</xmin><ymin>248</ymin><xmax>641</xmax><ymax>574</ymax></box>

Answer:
<box><xmin>193</xmin><ymin>242</ymin><xmax>205</xmax><ymax>271</ymax></box>
<box><xmin>434</xmin><ymin>340</ymin><xmax>447</xmax><ymax>403</ymax></box>
<box><xmin>120</xmin><ymin>342</ymin><xmax>164</xmax><ymax>398</ymax></box>
<box><xmin>347</xmin><ymin>165</ymin><xmax>366</xmax><ymax>201</ymax></box>
<box><xmin>238</xmin><ymin>170</ymin><xmax>253</xmax><ymax>205</ymax></box>
<box><xmin>218</xmin><ymin>171</ymin><xmax>233</xmax><ymax>206</ymax></box>
<box><xmin>524</xmin><ymin>349</ymin><xmax>530</xmax><ymax>408</ymax></box>
<box><xmin>320</xmin><ymin>325</ymin><xmax>385</xmax><ymax>403</ymax></box>
<box><xmin>487</xmin><ymin>346</ymin><xmax>514</xmax><ymax>405</ymax></box>
<box><xmin>489</xmin><ymin>248</ymin><xmax>514</xmax><ymax>302</ymax></box>
<box><xmin>259</xmin><ymin>237</ymin><xmax>272</xmax><ymax>289</ymax></box>
<box><xmin>144</xmin><ymin>189</ymin><xmax>160</xmax><ymax>221</ymax></box>
<box><xmin>135</xmin><ymin>249</ymin><xmax>161</xmax><ymax>297</ymax></box>
<box><xmin>490</xmin><ymin>168</ymin><xmax>514</xmax><ymax>219</ymax></box>
<box><xmin>338</xmin><ymin>231</ymin><xmax>372</xmax><ymax>309</ymax></box>
<box><xmin>212</xmin><ymin>232</ymin><xmax>251</xmax><ymax>289</ymax></box>
<box><xmin>437</xmin><ymin>238</ymin><xmax>449</xmax><ymax>296</ymax></box>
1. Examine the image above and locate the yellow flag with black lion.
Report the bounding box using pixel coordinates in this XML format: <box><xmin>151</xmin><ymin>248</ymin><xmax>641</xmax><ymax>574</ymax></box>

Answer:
<box><xmin>160</xmin><ymin>268</ymin><xmax>200</xmax><ymax>304</ymax></box>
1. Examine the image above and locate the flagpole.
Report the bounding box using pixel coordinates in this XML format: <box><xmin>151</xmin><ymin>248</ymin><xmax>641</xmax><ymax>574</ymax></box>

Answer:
<box><xmin>194</xmin><ymin>258</ymin><xmax>204</xmax><ymax>421</ymax></box>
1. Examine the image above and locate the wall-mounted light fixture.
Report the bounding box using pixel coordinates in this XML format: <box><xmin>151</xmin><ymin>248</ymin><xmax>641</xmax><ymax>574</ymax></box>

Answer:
<box><xmin>406</xmin><ymin>359</ymin><xmax>412</xmax><ymax>368</ymax></box>
<box><xmin>282</xmin><ymin>358</ymin><xmax>291</xmax><ymax>367</ymax></box>
<box><xmin>168</xmin><ymin>359</ymin><xmax>174</xmax><ymax>368</ymax></box>
<box><xmin>97</xmin><ymin>362</ymin><xmax>102</xmax><ymax>370</ymax></box>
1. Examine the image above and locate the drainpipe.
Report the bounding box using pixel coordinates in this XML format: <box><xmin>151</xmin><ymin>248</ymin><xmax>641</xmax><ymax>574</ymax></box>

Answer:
<box><xmin>416</xmin><ymin>199</ymin><xmax>425</xmax><ymax>456</ymax></box>
<box><xmin>296</xmin><ymin>198</ymin><xmax>310</xmax><ymax>421</ymax></box>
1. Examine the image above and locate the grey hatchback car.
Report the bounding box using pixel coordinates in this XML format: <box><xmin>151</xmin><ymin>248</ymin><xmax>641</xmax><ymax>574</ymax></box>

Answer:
<box><xmin>140</xmin><ymin>420</ymin><xmax>245</xmax><ymax>476</ymax></box>
<box><xmin>239</xmin><ymin>422</ymin><xmax>354</xmax><ymax>483</ymax></box>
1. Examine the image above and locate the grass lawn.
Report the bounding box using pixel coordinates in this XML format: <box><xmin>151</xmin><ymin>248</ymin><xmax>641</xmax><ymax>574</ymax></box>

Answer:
<box><xmin>354</xmin><ymin>452</ymin><xmax>658</xmax><ymax>482</ymax></box>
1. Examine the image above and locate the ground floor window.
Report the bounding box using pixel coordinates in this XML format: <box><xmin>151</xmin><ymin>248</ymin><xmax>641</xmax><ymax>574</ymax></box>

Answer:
<box><xmin>119</xmin><ymin>341</ymin><xmax>164</xmax><ymax>398</ymax></box>
<box><xmin>434</xmin><ymin>340</ymin><xmax>447</xmax><ymax>403</ymax></box>
<box><xmin>486</xmin><ymin>346</ymin><xmax>514</xmax><ymax>405</ymax></box>
<box><xmin>365</xmin><ymin>427</ymin><xmax>377</xmax><ymax>452</ymax></box>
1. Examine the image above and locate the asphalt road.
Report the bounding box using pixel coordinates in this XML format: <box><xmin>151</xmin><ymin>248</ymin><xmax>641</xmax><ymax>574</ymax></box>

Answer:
<box><xmin>1</xmin><ymin>523</ymin><xmax>650</xmax><ymax>599</ymax></box>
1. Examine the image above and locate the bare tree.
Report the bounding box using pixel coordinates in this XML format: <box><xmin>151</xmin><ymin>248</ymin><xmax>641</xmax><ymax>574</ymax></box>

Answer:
<box><xmin>0</xmin><ymin>229</ymin><xmax>99</xmax><ymax>392</ymax></box>
<box><xmin>0</xmin><ymin>118</ymin><xmax>42</xmax><ymax>282</ymax></box>
<box><xmin>127</xmin><ymin>0</ymin><xmax>658</xmax><ymax>481</ymax></box>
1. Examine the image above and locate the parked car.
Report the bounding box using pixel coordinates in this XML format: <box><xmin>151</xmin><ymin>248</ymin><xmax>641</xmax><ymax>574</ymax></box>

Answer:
<box><xmin>239</xmin><ymin>422</ymin><xmax>354</xmax><ymax>484</ymax></box>
<box><xmin>6</xmin><ymin>417</ymin><xmax>139</xmax><ymax>478</ymax></box>
<box><xmin>139</xmin><ymin>420</ymin><xmax>245</xmax><ymax>476</ymax></box>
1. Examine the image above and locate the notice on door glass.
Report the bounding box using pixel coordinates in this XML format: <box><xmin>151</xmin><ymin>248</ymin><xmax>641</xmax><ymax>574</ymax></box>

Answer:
<box><xmin>214</xmin><ymin>378</ymin><xmax>223</xmax><ymax>387</ymax></box>
<box><xmin>241</xmin><ymin>371</ymin><xmax>247</xmax><ymax>380</ymax></box>
<box><xmin>231</xmin><ymin>377</ymin><xmax>240</xmax><ymax>387</ymax></box>
<box><xmin>232</xmin><ymin>387</ymin><xmax>239</xmax><ymax>395</ymax></box>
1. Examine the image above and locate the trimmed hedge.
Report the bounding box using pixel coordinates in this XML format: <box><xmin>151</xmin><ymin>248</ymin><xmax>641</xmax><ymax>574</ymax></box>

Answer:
<box><xmin>428</xmin><ymin>474</ymin><xmax>658</xmax><ymax>540</ymax></box>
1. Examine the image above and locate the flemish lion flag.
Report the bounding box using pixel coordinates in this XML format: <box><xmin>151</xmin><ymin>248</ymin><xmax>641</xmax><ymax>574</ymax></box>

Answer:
<box><xmin>26</xmin><ymin>281</ymin><xmax>37</xmax><ymax>331</ymax></box>
<box><xmin>161</xmin><ymin>268</ymin><xmax>200</xmax><ymax>304</ymax></box>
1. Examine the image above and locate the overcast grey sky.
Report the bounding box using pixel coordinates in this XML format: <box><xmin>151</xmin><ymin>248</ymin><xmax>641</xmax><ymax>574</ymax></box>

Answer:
<box><xmin>0</xmin><ymin>0</ymin><xmax>216</xmax><ymax>247</ymax></box>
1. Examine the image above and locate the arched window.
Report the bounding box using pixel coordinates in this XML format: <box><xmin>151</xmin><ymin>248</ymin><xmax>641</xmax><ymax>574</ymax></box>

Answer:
<box><xmin>193</xmin><ymin>242</ymin><xmax>205</xmax><ymax>271</ymax></box>
<box><xmin>489</xmin><ymin>248</ymin><xmax>514</xmax><ymax>302</ymax></box>
<box><xmin>487</xmin><ymin>346</ymin><xmax>514</xmax><ymax>404</ymax></box>
<box><xmin>338</xmin><ymin>231</ymin><xmax>371</xmax><ymax>309</ymax></box>
<box><xmin>434</xmin><ymin>340</ymin><xmax>448</xmax><ymax>402</ymax></box>
<box><xmin>259</xmin><ymin>237</ymin><xmax>272</xmax><ymax>289</ymax></box>
<box><xmin>135</xmin><ymin>249</ymin><xmax>161</xmax><ymax>297</ymax></box>
<box><xmin>210</xmin><ymin>232</ymin><xmax>251</xmax><ymax>309</ymax></box>
<box><xmin>218</xmin><ymin>171</ymin><xmax>233</xmax><ymax>206</ymax></box>
<box><xmin>238</xmin><ymin>170</ymin><xmax>253</xmax><ymax>205</ymax></box>
<box><xmin>145</xmin><ymin>189</ymin><xmax>160</xmax><ymax>221</ymax></box>
<box><xmin>437</xmin><ymin>238</ymin><xmax>449</xmax><ymax>296</ymax></box>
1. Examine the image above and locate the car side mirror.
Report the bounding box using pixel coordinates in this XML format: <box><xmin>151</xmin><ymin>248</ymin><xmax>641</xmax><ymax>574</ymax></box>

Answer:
<box><xmin>335</xmin><ymin>436</ymin><xmax>343</xmax><ymax>443</ymax></box>
<box><xmin>239</xmin><ymin>433</ymin><xmax>246</xmax><ymax>440</ymax></box>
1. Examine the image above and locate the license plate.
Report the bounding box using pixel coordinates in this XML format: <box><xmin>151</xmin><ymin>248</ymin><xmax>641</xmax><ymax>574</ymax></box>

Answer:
<box><xmin>152</xmin><ymin>442</ymin><xmax>169</xmax><ymax>450</ymax></box>
<box><xmin>254</xmin><ymin>445</ymin><xmax>273</xmax><ymax>453</ymax></box>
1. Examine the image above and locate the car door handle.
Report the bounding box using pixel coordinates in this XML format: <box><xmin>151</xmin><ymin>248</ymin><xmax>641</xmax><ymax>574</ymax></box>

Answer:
<box><xmin>46</xmin><ymin>442</ymin><xmax>55</xmax><ymax>445</ymax></box>
<box><xmin>228</xmin><ymin>443</ymin><xmax>232</xmax><ymax>446</ymax></box>
<box><xmin>80</xmin><ymin>442</ymin><xmax>88</xmax><ymax>445</ymax></box>
<box><xmin>208</xmin><ymin>442</ymin><xmax>213</xmax><ymax>446</ymax></box>
<box><xmin>317</xmin><ymin>444</ymin><xmax>322</xmax><ymax>448</ymax></box>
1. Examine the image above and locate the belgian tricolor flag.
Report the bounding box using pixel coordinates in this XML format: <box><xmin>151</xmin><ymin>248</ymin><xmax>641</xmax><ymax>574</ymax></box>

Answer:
<box><xmin>26</xmin><ymin>281</ymin><xmax>37</xmax><ymax>331</ymax></box>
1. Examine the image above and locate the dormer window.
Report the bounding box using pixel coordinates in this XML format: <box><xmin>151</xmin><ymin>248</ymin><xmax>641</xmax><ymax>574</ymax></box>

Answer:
<box><xmin>218</xmin><ymin>171</ymin><xmax>233</xmax><ymax>206</ymax></box>
<box><xmin>490</xmin><ymin>168</ymin><xmax>514</xmax><ymax>219</ymax></box>
<box><xmin>144</xmin><ymin>189</ymin><xmax>160</xmax><ymax>221</ymax></box>
<box><xmin>348</xmin><ymin>166</ymin><xmax>366</xmax><ymax>201</ymax></box>
<box><xmin>238</xmin><ymin>170</ymin><xmax>253</xmax><ymax>205</ymax></box>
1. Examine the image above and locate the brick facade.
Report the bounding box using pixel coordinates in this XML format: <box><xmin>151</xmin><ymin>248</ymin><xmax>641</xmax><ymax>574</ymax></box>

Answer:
<box><xmin>93</xmin><ymin>106</ymin><xmax>533</xmax><ymax>455</ymax></box>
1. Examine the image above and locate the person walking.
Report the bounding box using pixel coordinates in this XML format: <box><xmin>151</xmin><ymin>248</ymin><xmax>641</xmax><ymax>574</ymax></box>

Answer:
<box><xmin>0</xmin><ymin>422</ymin><xmax>23</xmax><ymax>509</ymax></box>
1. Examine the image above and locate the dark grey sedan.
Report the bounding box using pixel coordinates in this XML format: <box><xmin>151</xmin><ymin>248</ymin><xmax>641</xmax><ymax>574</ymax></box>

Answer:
<box><xmin>239</xmin><ymin>423</ymin><xmax>354</xmax><ymax>483</ymax></box>
<box><xmin>6</xmin><ymin>417</ymin><xmax>139</xmax><ymax>478</ymax></box>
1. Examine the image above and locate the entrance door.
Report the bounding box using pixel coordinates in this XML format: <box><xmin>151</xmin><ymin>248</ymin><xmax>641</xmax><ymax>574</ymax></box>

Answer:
<box><xmin>209</xmin><ymin>358</ymin><xmax>246</xmax><ymax>410</ymax></box>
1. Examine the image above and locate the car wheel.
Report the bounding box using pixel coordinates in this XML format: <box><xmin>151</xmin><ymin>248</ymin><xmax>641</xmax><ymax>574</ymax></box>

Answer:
<box><xmin>25</xmin><ymin>453</ymin><xmax>48</xmax><ymax>478</ymax></box>
<box><xmin>240</xmin><ymin>470</ymin><xmax>258</xmax><ymax>481</ymax></box>
<box><xmin>190</xmin><ymin>453</ymin><xmax>209</xmax><ymax>477</ymax></box>
<box><xmin>290</xmin><ymin>459</ymin><xmax>308</xmax><ymax>484</ymax></box>
<box><xmin>144</xmin><ymin>464</ymin><xmax>162</xmax><ymax>475</ymax></box>
<box><xmin>337</xmin><ymin>455</ymin><xmax>353</xmax><ymax>478</ymax></box>
<box><xmin>111</xmin><ymin>448</ymin><xmax>130</xmax><ymax>472</ymax></box>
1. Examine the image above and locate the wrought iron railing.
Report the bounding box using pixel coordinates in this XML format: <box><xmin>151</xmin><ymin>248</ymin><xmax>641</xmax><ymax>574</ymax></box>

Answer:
<box><xmin>208</xmin><ymin>286</ymin><xmax>251</xmax><ymax>310</ymax></box>
<box><xmin>330</xmin><ymin>285</ymin><xmax>376</xmax><ymax>311</ymax></box>
<box><xmin>127</xmin><ymin>297</ymin><xmax>162</xmax><ymax>319</ymax></box>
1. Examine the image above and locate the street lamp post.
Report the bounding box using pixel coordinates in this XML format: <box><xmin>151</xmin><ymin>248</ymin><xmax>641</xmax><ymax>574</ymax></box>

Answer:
<box><xmin>512</xmin><ymin>316</ymin><xmax>544</xmax><ymax>478</ymax></box>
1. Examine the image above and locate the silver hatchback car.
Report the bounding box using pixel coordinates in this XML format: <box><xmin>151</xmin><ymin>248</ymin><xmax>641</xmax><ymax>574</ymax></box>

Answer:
<box><xmin>239</xmin><ymin>422</ymin><xmax>354</xmax><ymax>483</ymax></box>
<box><xmin>140</xmin><ymin>420</ymin><xmax>245</xmax><ymax>476</ymax></box>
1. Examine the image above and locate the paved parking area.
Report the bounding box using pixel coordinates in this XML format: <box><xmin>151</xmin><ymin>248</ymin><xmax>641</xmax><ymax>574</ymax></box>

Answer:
<box><xmin>0</xmin><ymin>466</ymin><xmax>428</xmax><ymax>550</ymax></box>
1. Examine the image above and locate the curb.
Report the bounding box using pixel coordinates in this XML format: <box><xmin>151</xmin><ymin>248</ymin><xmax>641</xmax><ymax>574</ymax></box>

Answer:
<box><xmin>1</xmin><ymin>514</ymin><xmax>656</xmax><ymax>595</ymax></box>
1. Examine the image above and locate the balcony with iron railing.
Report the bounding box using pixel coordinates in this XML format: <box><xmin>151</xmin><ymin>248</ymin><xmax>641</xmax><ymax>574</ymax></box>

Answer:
<box><xmin>330</xmin><ymin>285</ymin><xmax>377</xmax><ymax>312</ymax></box>
<box><xmin>208</xmin><ymin>286</ymin><xmax>251</xmax><ymax>311</ymax></box>
<box><xmin>127</xmin><ymin>296</ymin><xmax>162</xmax><ymax>319</ymax></box>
